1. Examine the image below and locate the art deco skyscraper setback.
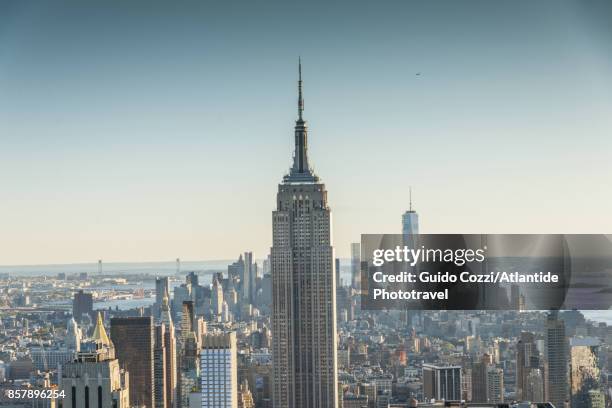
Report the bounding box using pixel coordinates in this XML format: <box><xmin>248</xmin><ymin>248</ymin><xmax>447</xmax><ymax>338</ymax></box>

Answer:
<box><xmin>271</xmin><ymin>61</ymin><xmax>338</xmax><ymax>408</ymax></box>
<box><xmin>61</xmin><ymin>313</ymin><xmax>131</xmax><ymax>408</ymax></box>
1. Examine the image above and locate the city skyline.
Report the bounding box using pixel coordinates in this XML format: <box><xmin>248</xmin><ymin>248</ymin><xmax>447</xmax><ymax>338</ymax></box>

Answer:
<box><xmin>2</xmin><ymin>0</ymin><xmax>612</xmax><ymax>265</ymax></box>
<box><xmin>1</xmin><ymin>2</ymin><xmax>611</xmax><ymax>407</ymax></box>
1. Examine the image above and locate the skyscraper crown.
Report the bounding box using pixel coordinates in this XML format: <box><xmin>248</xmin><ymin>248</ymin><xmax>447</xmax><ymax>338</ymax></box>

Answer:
<box><xmin>284</xmin><ymin>59</ymin><xmax>319</xmax><ymax>184</ymax></box>
<box><xmin>92</xmin><ymin>312</ymin><xmax>111</xmax><ymax>347</ymax></box>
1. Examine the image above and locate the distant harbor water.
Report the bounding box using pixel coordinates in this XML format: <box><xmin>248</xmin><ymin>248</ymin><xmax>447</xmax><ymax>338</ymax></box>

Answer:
<box><xmin>4</xmin><ymin>260</ymin><xmax>610</xmax><ymax>324</ymax></box>
<box><xmin>0</xmin><ymin>260</ymin><xmax>235</xmax><ymax>277</ymax></box>
<box><xmin>0</xmin><ymin>259</ymin><xmax>353</xmax><ymax>285</ymax></box>
<box><xmin>95</xmin><ymin>297</ymin><xmax>156</xmax><ymax>310</ymax></box>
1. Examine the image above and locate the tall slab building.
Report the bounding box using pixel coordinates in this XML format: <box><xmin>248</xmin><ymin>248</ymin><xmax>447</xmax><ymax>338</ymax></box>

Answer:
<box><xmin>271</xmin><ymin>61</ymin><xmax>338</xmax><ymax>408</ymax></box>
<box><xmin>159</xmin><ymin>289</ymin><xmax>177</xmax><ymax>408</ymax></box>
<box><xmin>200</xmin><ymin>332</ymin><xmax>238</xmax><ymax>408</ymax></box>
<box><xmin>546</xmin><ymin>311</ymin><xmax>569</xmax><ymax>408</ymax></box>
<box><xmin>111</xmin><ymin>316</ymin><xmax>156</xmax><ymax>408</ymax></box>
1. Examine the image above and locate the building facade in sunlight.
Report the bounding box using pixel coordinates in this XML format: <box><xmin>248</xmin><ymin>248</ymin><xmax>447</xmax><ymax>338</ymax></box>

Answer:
<box><xmin>271</xmin><ymin>61</ymin><xmax>338</xmax><ymax>408</ymax></box>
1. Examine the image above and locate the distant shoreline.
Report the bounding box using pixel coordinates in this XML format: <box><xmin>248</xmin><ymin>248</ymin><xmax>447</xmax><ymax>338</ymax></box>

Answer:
<box><xmin>0</xmin><ymin>258</ymin><xmax>354</xmax><ymax>275</ymax></box>
<box><xmin>1</xmin><ymin>260</ymin><xmax>609</xmax><ymax>325</ymax></box>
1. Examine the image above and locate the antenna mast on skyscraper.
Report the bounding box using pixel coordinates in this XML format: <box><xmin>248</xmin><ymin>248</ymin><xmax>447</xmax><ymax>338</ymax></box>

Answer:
<box><xmin>298</xmin><ymin>57</ymin><xmax>304</xmax><ymax>120</ymax></box>
<box><xmin>409</xmin><ymin>187</ymin><xmax>412</xmax><ymax>212</ymax></box>
<box><xmin>176</xmin><ymin>258</ymin><xmax>180</xmax><ymax>275</ymax></box>
<box><xmin>98</xmin><ymin>259</ymin><xmax>102</xmax><ymax>275</ymax></box>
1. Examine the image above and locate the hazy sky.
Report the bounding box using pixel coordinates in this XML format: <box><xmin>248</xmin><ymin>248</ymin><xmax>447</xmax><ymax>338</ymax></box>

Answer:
<box><xmin>1</xmin><ymin>0</ymin><xmax>611</xmax><ymax>265</ymax></box>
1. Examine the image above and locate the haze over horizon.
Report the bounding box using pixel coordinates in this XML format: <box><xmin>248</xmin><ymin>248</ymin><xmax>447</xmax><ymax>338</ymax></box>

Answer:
<box><xmin>1</xmin><ymin>0</ymin><xmax>612</xmax><ymax>265</ymax></box>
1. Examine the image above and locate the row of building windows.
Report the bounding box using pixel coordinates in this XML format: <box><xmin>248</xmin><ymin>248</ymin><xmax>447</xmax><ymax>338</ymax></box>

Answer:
<box><xmin>65</xmin><ymin>385</ymin><xmax>104</xmax><ymax>408</ymax></box>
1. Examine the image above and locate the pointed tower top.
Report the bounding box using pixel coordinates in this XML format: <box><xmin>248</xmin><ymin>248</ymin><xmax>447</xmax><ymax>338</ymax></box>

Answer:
<box><xmin>160</xmin><ymin>288</ymin><xmax>174</xmax><ymax>328</ymax></box>
<box><xmin>409</xmin><ymin>186</ymin><xmax>413</xmax><ymax>212</ymax></box>
<box><xmin>298</xmin><ymin>57</ymin><xmax>304</xmax><ymax>121</ymax></box>
<box><xmin>284</xmin><ymin>59</ymin><xmax>319</xmax><ymax>183</ymax></box>
<box><xmin>92</xmin><ymin>312</ymin><xmax>111</xmax><ymax>346</ymax></box>
<box><xmin>162</xmin><ymin>288</ymin><xmax>170</xmax><ymax>311</ymax></box>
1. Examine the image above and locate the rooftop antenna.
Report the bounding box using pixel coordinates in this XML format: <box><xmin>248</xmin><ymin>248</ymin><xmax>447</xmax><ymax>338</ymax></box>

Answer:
<box><xmin>409</xmin><ymin>187</ymin><xmax>413</xmax><ymax>212</ymax></box>
<box><xmin>176</xmin><ymin>258</ymin><xmax>181</xmax><ymax>275</ymax></box>
<box><xmin>98</xmin><ymin>259</ymin><xmax>102</xmax><ymax>276</ymax></box>
<box><xmin>298</xmin><ymin>57</ymin><xmax>304</xmax><ymax>120</ymax></box>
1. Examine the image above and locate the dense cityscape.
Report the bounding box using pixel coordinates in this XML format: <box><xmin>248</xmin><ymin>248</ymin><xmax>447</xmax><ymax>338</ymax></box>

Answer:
<box><xmin>0</xmin><ymin>65</ymin><xmax>610</xmax><ymax>408</ymax></box>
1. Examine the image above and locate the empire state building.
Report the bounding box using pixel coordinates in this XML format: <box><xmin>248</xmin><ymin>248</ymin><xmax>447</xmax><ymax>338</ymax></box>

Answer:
<box><xmin>271</xmin><ymin>61</ymin><xmax>339</xmax><ymax>408</ymax></box>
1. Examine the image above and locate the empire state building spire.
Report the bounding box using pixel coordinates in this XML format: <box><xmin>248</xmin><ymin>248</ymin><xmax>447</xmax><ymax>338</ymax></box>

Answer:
<box><xmin>298</xmin><ymin>57</ymin><xmax>304</xmax><ymax>120</ymax></box>
<box><xmin>285</xmin><ymin>59</ymin><xmax>318</xmax><ymax>183</ymax></box>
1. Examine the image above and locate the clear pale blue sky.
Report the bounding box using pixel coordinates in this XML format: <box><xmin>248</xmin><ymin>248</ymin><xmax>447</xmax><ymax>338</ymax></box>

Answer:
<box><xmin>1</xmin><ymin>0</ymin><xmax>611</xmax><ymax>265</ymax></box>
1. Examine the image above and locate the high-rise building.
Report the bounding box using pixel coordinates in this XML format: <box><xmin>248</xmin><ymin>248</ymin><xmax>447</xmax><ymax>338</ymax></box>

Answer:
<box><xmin>335</xmin><ymin>258</ymin><xmax>341</xmax><ymax>289</ymax></box>
<box><xmin>570</xmin><ymin>337</ymin><xmax>601</xmax><ymax>408</ymax></box>
<box><xmin>462</xmin><ymin>367</ymin><xmax>473</xmax><ymax>402</ymax></box>
<box><xmin>173</xmin><ymin>284</ymin><xmax>192</xmax><ymax>320</ymax></box>
<box><xmin>195</xmin><ymin>317</ymin><xmax>207</xmax><ymax>341</ymax></box>
<box><xmin>72</xmin><ymin>290</ymin><xmax>93</xmax><ymax>323</ymax></box>
<box><xmin>263</xmin><ymin>254</ymin><xmax>271</xmax><ymax>275</ymax></box>
<box><xmin>222</xmin><ymin>300</ymin><xmax>231</xmax><ymax>322</ymax></box>
<box><xmin>350</xmin><ymin>243</ymin><xmax>360</xmax><ymax>291</ymax></box>
<box><xmin>259</xmin><ymin>274</ymin><xmax>272</xmax><ymax>314</ymax></box>
<box><xmin>517</xmin><ymin>332</ymin><xmax>545</xmax><ymax>401</ymax></box>
<box><xmin>159</xmin><ymin>290</ymin><xmax>177</xmax><ymax>408</ymax></box>
<box><xmin>181</xmin><ymin>301</ymin><xmax>195</xmax><ymax>343</ymax></box>
<box><xmin>238</xmin><ymin>380</ymin><xmax>255</xmax><ymax>408</ymax></box>
<box><xmin>200</xmin><ymin>332</ymin><xmax>238</xmax><ymax>408</ymax></box>
<box><xmin>271</xmin><ymin>61</ymin><xmax>338</xmax><ymax>408</ymax></box>
<box><xmin>251</xmin><ymin>262</ymin><xmax>259</xmax><ymax>303</ymax></box>
<box><xmin>178</xmin><ymin>339</ymin><xmax>200</xmax><ymax>408</ymax></box>
<box><xmin>401</xmin><ymin>188</ymin><xmax>419</xmax><ymax>248</ymax></box>
<box><xmin>228</xmin><ymin>255</ymin><xmax>245</xmax><ymax>281</ymax></box>
<box><xmin>212</xmin><ymin>277</ymin><xmax>224</xmax><ymax>321</ymax></box>
<box><xmin>155</xmin><ymin>324</ymin><xmax>168</xmax><ymax>408</ymax></box>
<box><xmin>487</xmin><ymin>368</ymin><xmax>504</xmax><ymax>403</ymax></box>
<box><xmin>471</xmin><ymin>358</ymin><xmax>489</xmax><ymax>403</ymax></box>
<box><xmin>178</xmin><ymin>301</ymin><xmax>200</xmax><ymax>408</ymax></box>
<box><xmin>242</xmin><ymin>252</ymin><xmax>254</xmax><ymax>304</ymax></box>
<box><xmin>110</xmin><ymin>316</ymin><xmax>156</xmax><ymax>408</ymax></box>
<box><xmin>516</xmin><ymin>332</ymin><xmax>534</xmax><ymax>398</ymax></box>
<box><xmin>61</xmin><ymin>313</ymin><xmax>130</xmax><ymax>408</ymax></box>
<box><xmin>510</xmin><ymin>284</ymin><xmax>520</xmax><ymax>310</ymax></box>
<box><xmin>187</xmin><ymin>272</ymin><xmax>199</xmax><ymax>287</ymax></box>
<box><xmin>546</xmin><ymin>311</ymin><xmax>569</xmax><ymax>408</ymax></box>
<box><xmin>422</xmin><ymin>364</ymin><xmax>462</xmax><ymax>402</ymax></box>
<box><xmin>525</xmin><ymin>368</ymin><xmax>545</xmax><ymax>402</ymax></box>
<box><xmin>155</xmin><ymin>277</ymin><xmax>170</xmax><ymax>318</ymax></box>
<box><xmin>66</xmin><ymin>317</ymin><xmax>82</xmax><ymax>352</ymax></box>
